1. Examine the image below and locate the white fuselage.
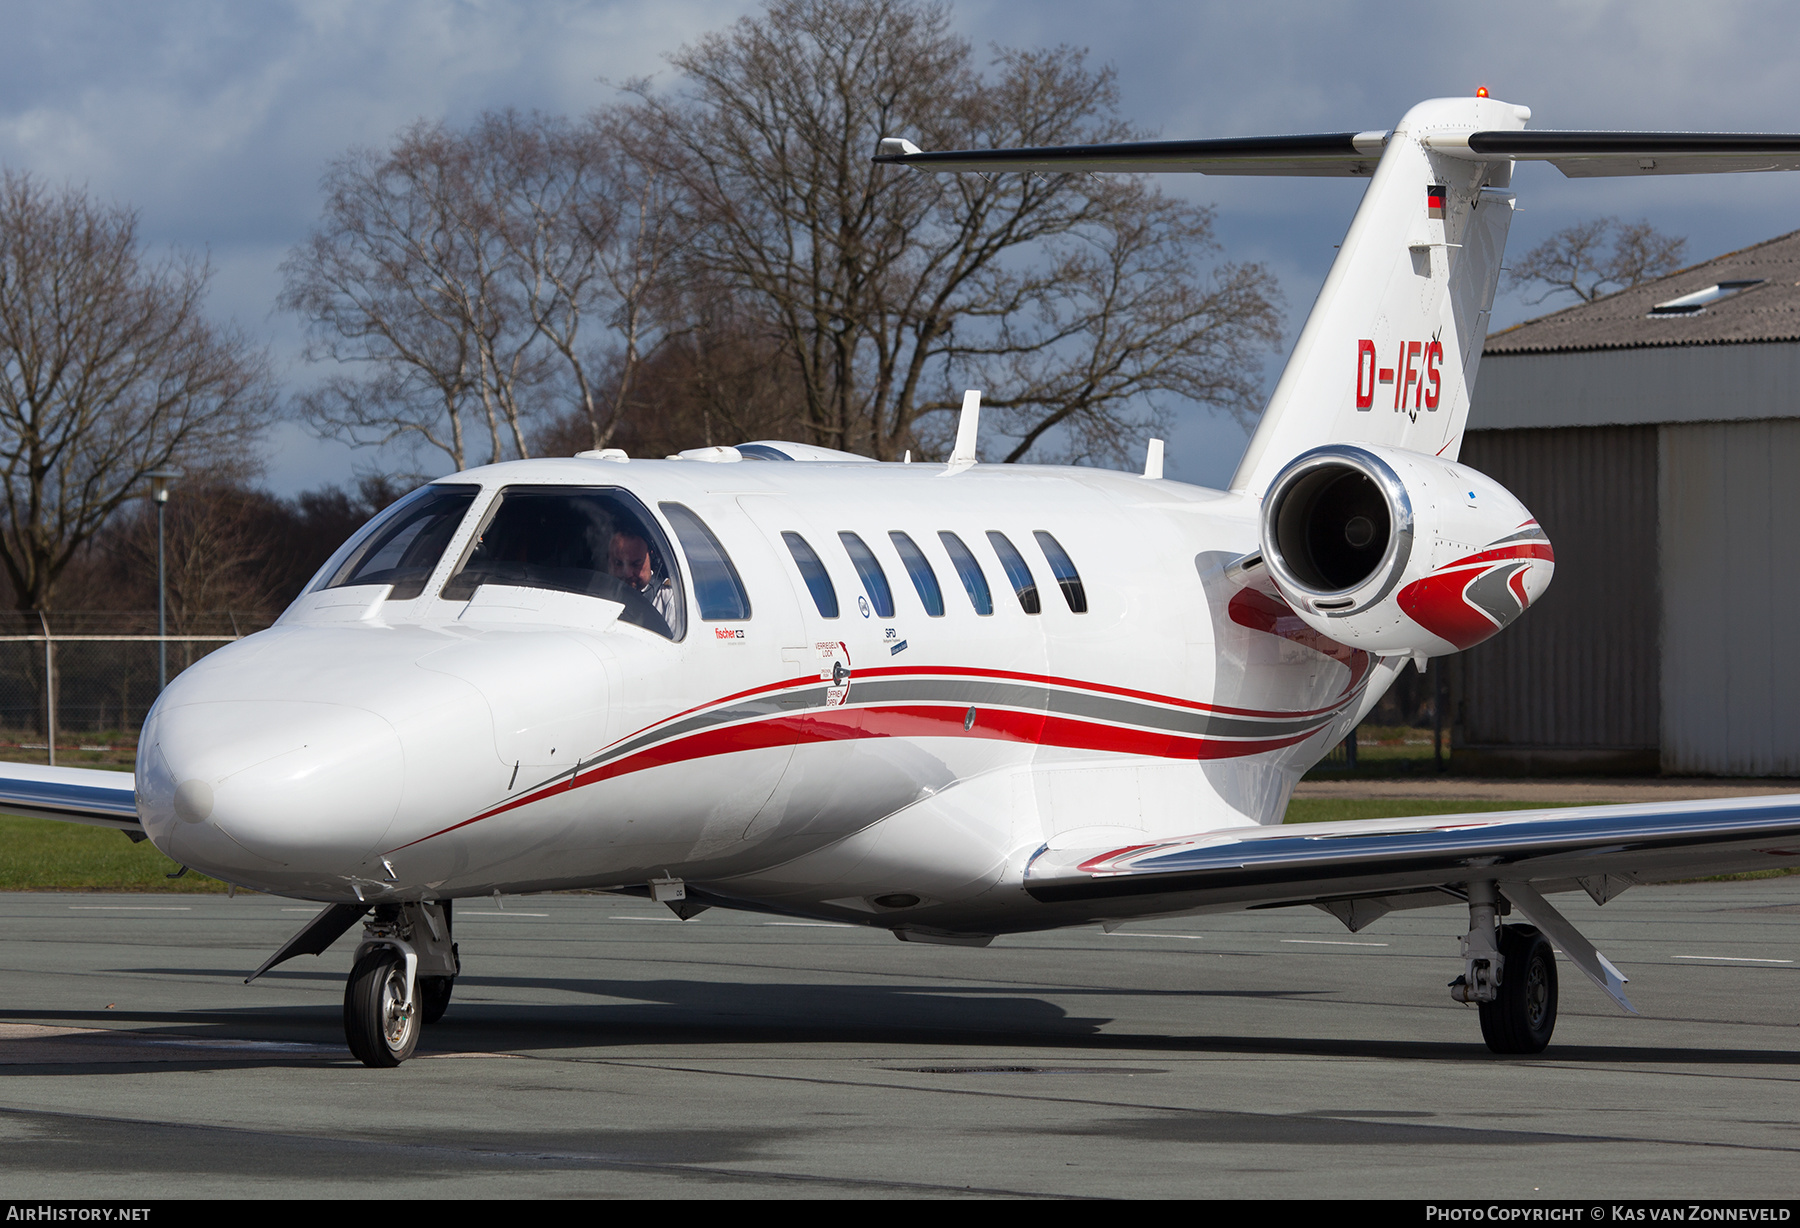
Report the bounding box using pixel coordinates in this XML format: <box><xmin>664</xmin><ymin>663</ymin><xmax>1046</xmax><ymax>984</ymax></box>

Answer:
<box><xmin>133</xmin><ymin>455</ymin><xmax>1395</xmax><ymax>934</ymax></box>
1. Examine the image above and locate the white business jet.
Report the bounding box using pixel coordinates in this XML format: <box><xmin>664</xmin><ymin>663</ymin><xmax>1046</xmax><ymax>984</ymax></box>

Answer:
<box><xmin>11</xmin><ymin>94</ymin><xmax>1800</xmax><ymax>1067</ymax></box>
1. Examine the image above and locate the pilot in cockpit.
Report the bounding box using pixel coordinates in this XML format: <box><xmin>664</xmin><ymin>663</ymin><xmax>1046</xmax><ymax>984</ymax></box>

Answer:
<box><xmin>608</xmin><ymin>529</ymin><xmax>677</xmax><ymax>626</ymax></box>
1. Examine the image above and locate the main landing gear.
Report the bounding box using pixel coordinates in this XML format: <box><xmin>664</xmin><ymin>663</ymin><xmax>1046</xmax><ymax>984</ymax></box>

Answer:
<box><xmin>342</xmin><ymin>900</ymin><xmax>459</xmax><ymax>1068</ymax></box>
<box><xmin>1449</xmin><ymin>880</ymin><xmax>1558</xmax><ymax>1054</ymax></box>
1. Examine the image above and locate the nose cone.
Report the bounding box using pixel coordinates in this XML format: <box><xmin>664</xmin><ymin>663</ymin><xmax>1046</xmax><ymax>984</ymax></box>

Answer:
<box><xmin>139</xmin><ymin>700</ymin><xmax>404</xmax><ymax>881</ymax></box>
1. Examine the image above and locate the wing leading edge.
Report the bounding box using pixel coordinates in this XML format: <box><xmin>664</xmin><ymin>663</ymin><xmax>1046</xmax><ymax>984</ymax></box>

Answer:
<box><xmin>1026</xmin><ymin>794</ymin><xmax>1800</xmax><ymax>906</ymax></box>
<box><xmin>0</xmin><ymin>762</ymin><xmax>140</xmax><ymax>835</ymax></box>
<box><xmin>1027</xmin><ymin>794</ymin><xmax>1800</xmax><ymax>1016</ymax></box>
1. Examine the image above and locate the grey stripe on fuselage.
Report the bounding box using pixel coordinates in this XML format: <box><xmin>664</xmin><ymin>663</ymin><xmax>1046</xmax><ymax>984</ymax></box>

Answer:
<box><xmin>849</xmin><ymin>676</ymin><xmax>1339</xmax><ymax>740</ymax></box>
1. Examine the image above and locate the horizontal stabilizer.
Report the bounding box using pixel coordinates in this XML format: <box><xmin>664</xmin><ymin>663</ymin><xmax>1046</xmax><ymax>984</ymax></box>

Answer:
<box><xmin>0</xmin><ymin>762</ymin><xmax>139</xmax><ymax>834</ymax></box>
<box><xmin>874</xmin><ymin>131</ymin><xmax>1392</xmax><ymax>176</ymax></box>
<box><xmin>1449</xmin><ymin>130</ymin><xmax>1800</xmax><ymax>177</ymax></box>
<box><xmin>877</xmin><ymin>128</ymin><xmax>1800</xmax><ymax>180</ymax></box>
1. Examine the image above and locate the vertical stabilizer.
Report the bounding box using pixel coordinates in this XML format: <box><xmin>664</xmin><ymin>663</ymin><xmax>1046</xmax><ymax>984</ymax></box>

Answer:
<box><xmin>1230</xmin><ymin>97</ymin><xmax>1529</xmax><ymax>497</ymax></box>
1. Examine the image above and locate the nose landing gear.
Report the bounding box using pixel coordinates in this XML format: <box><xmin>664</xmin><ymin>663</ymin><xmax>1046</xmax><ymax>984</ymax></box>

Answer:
<box><xmin>344</xmin><ymin>946</ymin><xmax>419</xmax><ymax>1066</ymax></box>
<box><xmin>342</xmin><ymin>900</ymin><xmax>458</xmax><ymax>1067</ymax></box>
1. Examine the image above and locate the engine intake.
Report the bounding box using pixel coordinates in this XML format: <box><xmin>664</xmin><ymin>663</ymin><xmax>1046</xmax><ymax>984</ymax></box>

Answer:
<box><xmin>1258</xmin><ymin>443</ymin><xmax>1552</xmax><ymax>656</ymax></box>
<box><xmin>1264</xmin><ymin>446</ymin><xmax>1413</xmax><ymax>614</ymax></box>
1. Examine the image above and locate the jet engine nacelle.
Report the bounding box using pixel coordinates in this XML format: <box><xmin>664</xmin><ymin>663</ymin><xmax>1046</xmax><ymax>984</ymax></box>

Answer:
<box><xmin>1257</xmin><ymin>444</ymin><xmax>1554</xmax><ymax>656</ymax></box>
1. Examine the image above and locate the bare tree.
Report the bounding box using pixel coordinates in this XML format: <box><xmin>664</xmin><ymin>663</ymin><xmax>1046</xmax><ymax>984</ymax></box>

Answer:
<box><xmin>1508</xmin><ymin>216</ymin><xmax>1688</xmax><ymax>305</ymax></box>
<box><xmin>281</xmin><ymin>123</ymin><xmax>537</xmax><ymax>472</ymax></box>
<box><xmin>635</xmin><ymin>0</ymin><xmax>1283</xmax><ymax>463</ymax></box>
<box><xmin>478</xmin><ymin>111</ymin><xmax>694</xmax><ymax>453</ymax></box>
<box><xmin>284</xmin><ymin>112</ymin><xmax>696</xmax><ymax>470</ymax></box>
<box><xmin>0</xmin><ymin>171</ymin><xmax>274</xmax><ymax>611</ymax></box>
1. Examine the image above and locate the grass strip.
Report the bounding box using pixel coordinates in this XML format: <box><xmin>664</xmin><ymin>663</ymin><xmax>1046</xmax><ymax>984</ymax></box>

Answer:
<box><xmin>0</xmin><ymin>815</ymin><xmax>229</xmax><ymax>892</ymax></box>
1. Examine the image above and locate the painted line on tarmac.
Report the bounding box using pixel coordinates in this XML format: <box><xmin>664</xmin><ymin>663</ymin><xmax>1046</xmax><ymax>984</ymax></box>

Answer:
<box><xmin>67</xmin><ymin>905</ymin><xmax>191</xmax><ymax>910</ymax></box>
<box><xmin>1672</xmin><ymin>954</ymin><xmax>1792</xmax><ymax>964</ymax></box>
<box><xmin>1282</xmin><ymin>938</ymin><xmax>1389</xmax><ymax>947</ymax></box>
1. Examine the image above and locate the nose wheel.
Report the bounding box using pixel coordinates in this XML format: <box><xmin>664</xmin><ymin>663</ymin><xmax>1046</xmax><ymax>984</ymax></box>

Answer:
<box><xmin>344</xmin><ymin>947</ymin><xmax>419</xmax><ymax>1067</ymax></box>
<box><xmin>339</xmin><ymin>900</ymin><xmax>458</xmax><ymax>1067</ymax></box>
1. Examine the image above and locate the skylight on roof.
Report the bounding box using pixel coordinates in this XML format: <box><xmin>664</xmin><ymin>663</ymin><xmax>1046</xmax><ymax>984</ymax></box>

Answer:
<box><xmin>1647</xmin><ymin>279</ymin><xmax>1765</xmax><ymax>316</ymax></box>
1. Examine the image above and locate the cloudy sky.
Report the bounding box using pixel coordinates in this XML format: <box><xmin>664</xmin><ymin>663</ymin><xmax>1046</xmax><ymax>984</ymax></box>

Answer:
<box><xmin>4</xmin><ymin>0</ymin><xmax>1797</xmax><ymax>491</ymax></box>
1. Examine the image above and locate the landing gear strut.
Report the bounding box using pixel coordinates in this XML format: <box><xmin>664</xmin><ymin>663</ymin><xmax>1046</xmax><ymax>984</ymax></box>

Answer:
<box><xmin>343</xmin><ymin>900</ymin><xmax>459</xmax><ymax>1068</ymax></box>
<box><xmin>1449</xmin><ymin>880</ymin><xmax>1558</xmax><ymax>1054</ymax></box>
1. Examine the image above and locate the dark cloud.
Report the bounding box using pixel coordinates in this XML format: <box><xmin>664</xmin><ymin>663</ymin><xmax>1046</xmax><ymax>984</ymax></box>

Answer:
<box><xmin>3</xmin><ymin>0</ymin><xmax>1795</xmax><ymax>490</ymax></box>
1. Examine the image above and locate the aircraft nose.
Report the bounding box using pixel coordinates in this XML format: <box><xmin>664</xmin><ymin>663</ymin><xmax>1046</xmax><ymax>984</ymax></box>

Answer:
<box><xmin>138</xmin><ymin>700</ymin><xmax>405</xmax><ymax>879</ymax></box>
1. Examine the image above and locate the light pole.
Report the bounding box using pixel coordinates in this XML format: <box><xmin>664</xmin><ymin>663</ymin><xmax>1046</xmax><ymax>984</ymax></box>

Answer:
<box><xmin>147</xmin><ymin>471</ymin><xmax>180</xmax><ymax>690</ymax></box>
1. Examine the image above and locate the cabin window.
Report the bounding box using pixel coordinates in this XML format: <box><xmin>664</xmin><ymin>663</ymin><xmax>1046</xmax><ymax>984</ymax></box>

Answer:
<box><xmin>838</xmin><ymin>532</ymin><xmax>896</xmax><ymax>618</ymax></box>
<box><xmin>441</xmin><ymin>487</ymin><xmax>683</xmax><ymax>638</ymax></box>
<box><xmin>888</xmin><ymin>532</ymin><xmax>945</xmax><ymax>617</ymax></box>
<box><xmin>937</xmin><ymin>532</ymin><xmax>993</xmax><ymax>615</ymax></box>
<box><xmin>660</xmin><ymin>503</ymin><xmax>752</xmax><ymax>622</ymax></box>
<box><xmin>782</xmin><ymin>531</ymin><xmax>838</xmax><ymax>618</ymax></box>
<box><xmin>1033</xmin><ymin>531</ymin><xmax>1088</xmax><ymax>613</ymax></box>
<box><xmin>986</xmin><ymin>531</ymin><xmax>1041</xmax><ymax>615</ymax></box>
<box><xmin>322</xmin><ymin>483</ymin><xmax>479</xmax><ymax>601</ymax></box>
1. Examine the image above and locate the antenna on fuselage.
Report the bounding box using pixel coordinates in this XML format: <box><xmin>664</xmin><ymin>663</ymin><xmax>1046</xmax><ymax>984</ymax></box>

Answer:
<box><xmin>948</xmin><ymin>389</ymin><xmax>982</xmax><ymax>467</ymax></box>
<box><xmin>1143</xmin><ymin>438</ymin><xmax>1165</xmax><ymax>480</ymax></box>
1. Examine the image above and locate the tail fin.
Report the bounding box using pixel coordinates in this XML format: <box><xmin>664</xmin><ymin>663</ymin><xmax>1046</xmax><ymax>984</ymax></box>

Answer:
<box><xmin>1229</xmin><ymin>96</ymin><xmax>1529</xmax><ymax>496</ymax></box>
<box><xmin>874</xmin><ymin>97</ymin><xmax>1800</xmax><ymax>495</ymax></box>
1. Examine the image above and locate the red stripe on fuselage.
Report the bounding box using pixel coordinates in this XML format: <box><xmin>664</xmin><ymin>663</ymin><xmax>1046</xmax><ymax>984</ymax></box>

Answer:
<box><xmin>389</xmin><ymin>702</ymin><xmax>1326</xmax><ymax>851</ymax></box>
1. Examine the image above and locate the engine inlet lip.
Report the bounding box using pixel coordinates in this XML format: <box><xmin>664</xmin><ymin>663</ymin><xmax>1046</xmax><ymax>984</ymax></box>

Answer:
<box><xmin>1261</xmin><ymin>444</ymin><xmax>1414</xmax><ymax>616</ymax></box>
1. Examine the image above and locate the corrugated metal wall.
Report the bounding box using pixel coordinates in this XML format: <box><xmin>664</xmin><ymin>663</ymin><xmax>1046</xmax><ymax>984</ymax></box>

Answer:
<box><xmin>1452</xmin><ymin>426</ymin><xmax>1660</xmax><ymax>757</ymax></box>
<box><xmin>1660</xmin><ymin>420</ymin><xmax>1800</xmax><ymax>775</ymax></box>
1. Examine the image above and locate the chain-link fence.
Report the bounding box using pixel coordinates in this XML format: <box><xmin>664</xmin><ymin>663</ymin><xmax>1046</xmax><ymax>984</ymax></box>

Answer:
<box><xmin>0</xmin><ymin>611</ymin><xmax>273</xmax><ymax>765</ymax></box>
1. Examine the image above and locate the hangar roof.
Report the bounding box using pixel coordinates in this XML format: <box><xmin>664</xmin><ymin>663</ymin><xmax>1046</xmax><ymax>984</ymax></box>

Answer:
<box><xmin>1486</xmin><ymin>228</ymin><xmax>1800</xmax><ymax>354</ymax></box>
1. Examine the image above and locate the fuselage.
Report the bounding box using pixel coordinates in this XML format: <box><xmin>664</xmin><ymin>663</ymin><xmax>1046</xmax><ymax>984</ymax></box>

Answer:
<box><xmin>135</xmin><ymin>453</ymin><xmax>1393</xmax><ymax>934</ymax></box>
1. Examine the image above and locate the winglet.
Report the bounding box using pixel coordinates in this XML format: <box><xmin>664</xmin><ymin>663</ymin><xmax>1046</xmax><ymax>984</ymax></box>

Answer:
<box><xmin>877</xmin><ymin>137</ymin><xmax>922</xmax><ymax>159</ymax></box>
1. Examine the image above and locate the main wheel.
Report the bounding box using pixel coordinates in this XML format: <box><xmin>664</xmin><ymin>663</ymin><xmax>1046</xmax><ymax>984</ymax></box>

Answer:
<box><xmin>1479</xmin><ymin>924</ymin><xmax>1558</xmax><ymax>1054</ymax></box>
<box><xmin>344</xmin><ymin>947</ymin><xmax>419</xmax><ymax>1067</ymax></box>
<box><xmin>419</xmin><ymin>975</ymin><xmax>454</xmax><ymax>1025</ymax></box>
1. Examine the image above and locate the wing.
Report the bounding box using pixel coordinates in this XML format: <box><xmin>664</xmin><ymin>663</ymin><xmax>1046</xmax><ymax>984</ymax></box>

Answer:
<box><xmin>0</xmin><ymin>762</ymin><xmax>140</xmax><ymax>836</ymax></box>
<box><xmin>875</xmin><ymin>131</ymin><xmax>1800</xmax><ymax>179</ymax></box>
<box><xmin>1027</xmin><ymin>794</ymin><xmax>1800</xmax><ymax>1013</ymax></box>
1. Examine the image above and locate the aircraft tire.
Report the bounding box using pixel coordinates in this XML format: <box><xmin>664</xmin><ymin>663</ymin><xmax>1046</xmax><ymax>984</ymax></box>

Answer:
<box><xmin>420</xmin><ymin>975</ymin><xmax>454</xmax><ymax>1025</ymax></box>
<box><xmin>1478</xmin><ymin>924</ymin><xmax>1557</xmax><ymax>1055</ymax></box>
<box><xmin>344</xmin><ymin>947</ymin><xmax>420</xmax><ymax>1067</ymax></box>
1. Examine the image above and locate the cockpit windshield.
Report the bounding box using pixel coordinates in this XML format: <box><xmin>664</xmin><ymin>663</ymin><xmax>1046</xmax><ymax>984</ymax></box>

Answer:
<box><xmin>442</xmin><ymin>486</ymin><xmax>683</xmax><ymax>640</ymax></box>
<box><xmin>319</xmin><ymin>484</ymin><xmax>479</xmax><ymax>600</ymax></box>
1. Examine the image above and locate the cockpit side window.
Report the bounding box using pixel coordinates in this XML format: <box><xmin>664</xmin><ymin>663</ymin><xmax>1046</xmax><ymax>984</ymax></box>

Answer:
<box><xmin>320</xmin><ymin>484</ymin><xmax>479</xmax><ymax>601</ymax></box>
<box><xmin>660</xmin><ymin>503</ymin><xmax>752</xmax><ymax>621</ymax></box>
<box><xmin>986</xmin><ymin>531</ymin><xmax>1042</xmax><ymax>615</ymax></box>
<box><xmin>443</xmin><ymin>486</ymin><xmax>684</xmax><ymax>639</ymax></box>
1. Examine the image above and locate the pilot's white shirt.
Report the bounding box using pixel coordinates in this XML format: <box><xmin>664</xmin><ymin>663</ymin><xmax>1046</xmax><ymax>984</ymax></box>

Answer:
<box><xmin>646</xmin><ymin>578</ymin><xmax>676</xmax><ymax>623</ymax></box>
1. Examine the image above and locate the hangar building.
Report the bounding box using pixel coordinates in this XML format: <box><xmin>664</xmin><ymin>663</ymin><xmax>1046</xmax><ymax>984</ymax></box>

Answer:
<box><xmin>1453</xmin><ymin>229</ymin><xmax>1800</xmax><ymax>776</ymax></box>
